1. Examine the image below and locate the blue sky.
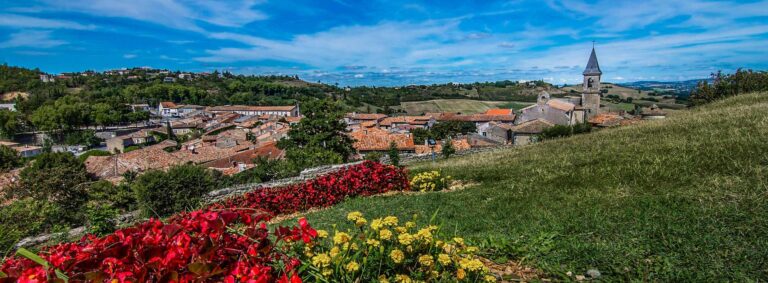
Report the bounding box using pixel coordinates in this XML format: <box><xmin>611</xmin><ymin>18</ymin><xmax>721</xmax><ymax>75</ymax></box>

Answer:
<box><xmin>0</xmin><ymin>0</ymin><xmax>767</xmax><ymax>86</ymax></box>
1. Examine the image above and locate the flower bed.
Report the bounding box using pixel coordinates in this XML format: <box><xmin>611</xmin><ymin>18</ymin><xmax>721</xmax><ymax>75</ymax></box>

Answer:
<box><xmin>0</xmin><ymin>161</ymin><xmax>413</xmax><ymax>282</ymax></box>
<box><xmin>296</xmin><ymin>212</ymin><xmax>496</xmax><ymax>282</ymax></box>
<box><xmin>410</xmin><ymin>170</ymin><xmax>452</xmax><ymax>192</ymax></box>
<box><xmin>209</xmin><ymin>161</ymin><xmax>410</xmax><ymax>216</ymax></box>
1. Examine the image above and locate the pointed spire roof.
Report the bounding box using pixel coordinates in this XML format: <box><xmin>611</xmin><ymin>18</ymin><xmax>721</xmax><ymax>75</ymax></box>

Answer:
<box><xmin>583</xmin><ymin>47</ymin><xmax>602</xmax><ymax>76</ymax></box>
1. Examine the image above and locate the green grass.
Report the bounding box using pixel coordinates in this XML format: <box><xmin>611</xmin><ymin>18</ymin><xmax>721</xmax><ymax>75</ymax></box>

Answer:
<box><xmin>280</xmin><ymin>93</ymin><xmax>768</xmax><ymax>281</ymax></box>
<box><xmin>400</xmin><ymin>99</ymin><xmax>531</xmax><ymax>115</ymax></box>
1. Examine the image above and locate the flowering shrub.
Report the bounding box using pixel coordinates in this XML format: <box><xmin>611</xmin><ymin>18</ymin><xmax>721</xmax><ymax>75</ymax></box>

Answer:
<box><xmin>293</xmin><ymin>212</ymin><xmax>496</xmax><ymax>282</ymax></box>
<box><xmin>210</xmin><ymin>161</ymin><xmax>410</xmax><ymax>216</ymax></box>
<box><xmin>1</xmin><ymin>209</ymin><xmax>313</xmax><ymax>282</ymax></box>
<box><xmin>0</xmin><ymin>161</ymin><xmax>411</xmax><ymax>282</ymax></box>
<box><xmin>410</xmin><ymin>171</ymin><xmax>452</xmax><ymax>192</ymax></box>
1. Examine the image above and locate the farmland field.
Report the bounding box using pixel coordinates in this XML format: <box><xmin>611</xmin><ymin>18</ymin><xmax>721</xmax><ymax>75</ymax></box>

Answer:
<box><xmin>400</xmin><ymin>99</ymin><xmax>531</xmax><ymax>114</ymax></box>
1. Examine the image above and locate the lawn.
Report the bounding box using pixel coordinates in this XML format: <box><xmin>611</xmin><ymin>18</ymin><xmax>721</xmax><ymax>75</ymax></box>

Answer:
<box><xmin>281</xmin><ymin>93</ymin><xmax>768</xmax><ymax>281</ymax></box>
<box><xmin>400</xmin><ymin>99</ymin><xmax>531</xmax><ymax>114</ymax></box>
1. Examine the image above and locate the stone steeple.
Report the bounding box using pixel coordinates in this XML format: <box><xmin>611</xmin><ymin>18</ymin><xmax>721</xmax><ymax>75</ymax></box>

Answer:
<box><xmin>583</xmin><ymin>47</ymin><xmax>602</xmax><ymax>76</ymax></box>
<box><xmin>581</xmin><ymin>45</ymin><xmax>602</xmax><ymax>117</ymax></box>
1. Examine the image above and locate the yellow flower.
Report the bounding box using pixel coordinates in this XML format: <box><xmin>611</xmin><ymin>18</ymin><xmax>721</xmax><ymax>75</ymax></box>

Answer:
<box><xmin>484</xmin><ymin>275</ymin><xmax>497</xmax><ymax>282</ymax></box>
<box><xmin>398</xmin><ymin>233</ymin><xmax>414</xmax><ymax>245</ymax></box>
<box><xmin>311</xmin><ymin>253</ymin><xmax>331</xmax><ymax>267</ymax></box>
<box><xmin>456</xmin><ymin>269</ymin><xmax>466</xmax><ymax>280</ymax></box>
<box><xmin>379</xmin><ymin>229</ymin><xmax>393</xmax><ymax>240</ymax></box>
<box><xmin>383</xmin><ymin>216</ymin><xmax>398</xmax><ymax>226</ymax></box>
<box><xmin>418</xmin><ymin>254</ymin><xmax>434</xmax><ymax>267</ymax></box>
<box><xmin>347</xmin><ymin>211</ymin><xmax>363</xmax><ymax>221</ymax></box>
<box><xmin>465</xmin><ymin>246</ymin><xmax>479</xmax><ymax>253</ymax></box>
<box><xmin>453</xmin><ymin>237</ymin><xmax>464</xmax><ymax>245</ymax></box>
<box><xmin>435</xmin><ymin>240</ymin><xmax>445</xmax><ymax>248</ymax></box>
<box><xmin>405</xmin><ymin>221</ymin><xmax>416</xmax><ymax>228</ymax></box>
<box><xmin>329</xmin><ymin>246</ymin><xmax>340</xmax><ymax>258</ymax></box>
<box><xmin>322</xmin><ymin>268</ymin><xmax>333</xmax><ymax>276</ymax></box>
<box><xmin>443</xmin><ymin>244</ymin><xmax>455</xmax><ymax>253</ymax></box>
<box><xmin>316</xmin><ymin>230</ymin><xmax>329</xmax><ymax>238</ymax></box>
<box><xmin>395</xmin><ymin>227</ymin><xmax>408</xmax><ymax>234</ymax></box>
<box><xmin>390</xmin><ymin>249</ymin><xmax>405</xmax><ymax>263</ymax></box>
<box><xmin>345</xmin><ymin>261</ymin><xmax>360</xmax><ymax>272</ymax></box>
<box><xmin>366</xmin><ymin>239</ymin><xmax>381</xmax><ymax>247</ymax></box>
<box><xmin>350</xmin><ymin>243</ymin><xmax>359</xmax><ymax>250</ymax></box>
<box><xmin>459</xmin><ymin>258</ymin><xmax>485</xmax><ymax>271</ymax></box>
<box><xmin>415</xmin><ymin>228</ymin><xmax>433</xmax><ymax>241</ymax></box>
<box><xmin>378</xmin><ymin>275</ymin><xmax>390</xmax><ymax>283</ymax></box>
<box><xmin>394</xmin><ymin>274</ymin><xmax>412</xmax><ymax>283</ymax></box>
<box><xmin>355</xmin><ymin>218</ymin><xmax>368</xmax><ymax>227</ymax></box>
<box><xmin>438</xmin><ymin>254</ymin><xmax>451</xmax><ymax>265</ymax></box>
<box><xmin>333</xmin><ymin>232</ymin><xmax>351</xmax><ymax>245</ymax></box>
<box><xmin>370</xmin><ymin>218</ymin><xmax>384</xmax><ymax>230</ymax></box>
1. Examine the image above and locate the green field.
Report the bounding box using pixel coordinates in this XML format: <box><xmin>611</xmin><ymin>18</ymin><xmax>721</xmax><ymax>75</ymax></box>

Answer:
<box><xmin>400</xmin><ymin>99</ymin><xmax>531</xmax><ymax>115</ymax></box>
<box><xmin>282</xmin><ymin>93</ymin><xmax>768</xmax><ymax>281</ymax></box>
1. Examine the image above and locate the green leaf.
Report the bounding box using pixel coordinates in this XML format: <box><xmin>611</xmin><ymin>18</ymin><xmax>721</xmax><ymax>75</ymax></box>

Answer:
<box><xmin>0</xmin><ymin>271</ymin><xmax>6</xmax><ymax>277</ymax></box>
<box><xmin>15</xmin><ymin>248</ymin><xmax>49</xmax><ymax>268</ymax></box>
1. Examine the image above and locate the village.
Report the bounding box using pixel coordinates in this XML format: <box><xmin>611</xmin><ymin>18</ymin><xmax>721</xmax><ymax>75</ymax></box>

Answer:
<box><xmin>0</xmin><ymin>47</ymin><xmax>670</xmax><ymax>188</ymax></box>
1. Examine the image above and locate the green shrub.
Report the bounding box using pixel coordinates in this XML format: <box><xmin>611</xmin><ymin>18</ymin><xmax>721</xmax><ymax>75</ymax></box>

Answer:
<box><xmin>441</xmin><ymin>138</ymin><xmax>456</xmax><ymax>159</ymax></box>
<box><xmin>0</xmin><ymin>199</ymin><xmax>63</xmax><ymax>254</ymax></box>
<box><xmin>364</xmin><ymin>152</ymin><xmax>384</xmax><ymax>162</ymax></box>
<box><xmin>388</xmin><ymin>141</ymin><xmax>400</xmax><ymax>167</ymax></box>
<box><xmin>0</xmin><ymin>144</ymin><xmax>20</xmax><ymax>172</ymax></box>
<box><xmin>132</xmin><ymin>164</ymin><xmax>222</xmax><ymax>217</ymax></box>
<box><xmin>85</xmin><ymin>202</ymin><xmax>119</xmax><ymax>236</ymax></box>
<box><xmin>88</xmin><ymin>180</ymin><xmax>136</xmax><ymax>211</ymax></box>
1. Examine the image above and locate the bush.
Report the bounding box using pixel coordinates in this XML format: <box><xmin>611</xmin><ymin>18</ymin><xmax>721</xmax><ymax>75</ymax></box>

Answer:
<box><xmin>0</xmin><ymin>144</ymin><xmax>20</xmax><ymax>172</ymax></box>
<box><xmin>132</xmin><ymin>164</ymin><xmax>222</xmax><ymax>217</ymax></box>
<box><xmin>0</xmin><ymin>199</ymin><xmax>63</xmax><ymax>253</ymax></box>
<box><xmin>442</xmin><ymin>138</ymin><xmax>456</xmax><ymax>158</ymax></box>
<box><xmin>364</xmin><ymin>152</ymin><xmax>384</xmax><ymax>162</ymax></box>
<box><xmin>88</xmin><ymin>180</ymin><xmax>136</xmax><ymax>211</ymax></box>
<box><xmin>388</xmin><ymin>141</ymin><xmax>400</xmax><ymax>167</ymax></box>
<box><xmin>85</xmin><ymin>202</ymin><xmax>119</xmax><ymax>236</ymax></box>
<box><xmin>228</xmin><ymin>157</ymin><xmax>300</xmax><ymax>185</ymax></box>
<box><xmin>9</xmin><ymin>152</ymin><xmax>91</xmax><ymax>223</ymax></box>
<box><xmin>410</xmin><ymin>170</ymin><xmax>453</xmax><ymax>192</ymax></box>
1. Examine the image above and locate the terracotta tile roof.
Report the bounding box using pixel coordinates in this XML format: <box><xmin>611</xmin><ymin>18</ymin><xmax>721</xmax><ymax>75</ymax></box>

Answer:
<box><xmin>349</xmin><ymin>129</ymin><xmax>415</xmax><ymax>151</ymax></box>
<box><xmin>484</xmin><ymin>109</ymin><xmax>512</xmax><ymax>115</ymax></box>
<box><xmin>85</xmin><ymin>140</ymin><xmax>181</xmax><ymax>178</ymax></box>
<box><xmin>207</xmin><ymin>105</ymin><xmax>297</xmax><ymax>112</ymax></box>
<box><xmin>160</xmin><ymin>101</ymin><xmax>177</xmax><ymax>108</ymax></box>
<box><xmin>546</xmin><ymin>99</ymin><xmax>576</xmax><ymax>112</ymax></box>
<box><xmin>172</xmin><ymin>141</ymin><xmax>253</xmax><ymax>165</ymax></box>
<box><xmin>588</xmin><ymin>113</ymin><xmax>624</xmax><ymax>127</ymax></box>
<box><xmin>379</xmin><ymin>116</ymin><xmax>432</xmax><ymax>126</ymax></box>
<box><xmin>432</xmin><ymin>113</ymin><xmax>516</xmax><ymax>123</ymax></box>
<box><xmin>510</xmin><ymin>119</ymin><xmax>554</xmax><ymax>134</ymax></box>
<box><xmin>203</xmin><ymin>141</ymin><xmax>284</xmax><ymax>168</ymax></box>
<box><xmin>414</xmin><ymin>138</ymin><xmax>471</xmax><ymax>154</ymax></box>
<box><xmin>345</xmin><ymin>113</ymin><xmax>387</xmax><ymax>121</ymax></box>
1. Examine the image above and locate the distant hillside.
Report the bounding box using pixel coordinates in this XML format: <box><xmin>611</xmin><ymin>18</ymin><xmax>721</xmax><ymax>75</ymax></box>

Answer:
<box><xmin>281</xmin><ymin>93</ymin><xmax>768</xmax><ymax>281</ymax></box>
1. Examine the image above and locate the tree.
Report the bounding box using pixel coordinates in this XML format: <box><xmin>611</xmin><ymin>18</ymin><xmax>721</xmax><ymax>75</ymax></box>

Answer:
<box><xmin>388</xmin><ymin>141</ymin><xmax>400</xmax><ymax>167</ymax></box>
<box><xmin>0</xmin><ymin>109</ymin><xmax>21</xmax><ymax>138</ymax></box>
<box><xmin>0</xmin><ymin>145</ymin><xmax>20</xmax><ymax>172</ymax></box>
<box><xmin>442</xmin><ymin>138</ymin><xmax>456</xmax><ymax>159</ymax></box>
<box><xmin>8</xmin><ymin>152</ymin><xmax>91</xmax><ymax>222</ymax></box>
<box><xmin>132</xmin><ymin>164</ymin><xmax>222</xmax><ymax>217</ymax></box>
<box><xmin>278</xmin><ymin>99</ymin><xmax>355</xmax><ymax>169</ymax></box>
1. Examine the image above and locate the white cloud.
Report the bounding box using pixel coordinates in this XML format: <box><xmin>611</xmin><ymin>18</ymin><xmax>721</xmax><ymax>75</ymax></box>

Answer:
<box><xmin>0</xmin><ymin>13</ymin><xmax>96</xmax><ymax>30</ymax></box>
<box><xmin>38</xmin><ymin>0</ymin><xmax>267</xmax><ymax>32</ymax></box>
<box><xmin>354</xmin><ymin>74</ymin><xmax>364</xmax><ymax>78</ymax></box>
<box><xmin>0</xmin><ymin>30</ymin><xmax>66</xmax><ymax>48</ymax></box>
<box><xmin>123</xmin><ymin>54</ymin><xmax>137</xmax><ymax>59</ymax></box>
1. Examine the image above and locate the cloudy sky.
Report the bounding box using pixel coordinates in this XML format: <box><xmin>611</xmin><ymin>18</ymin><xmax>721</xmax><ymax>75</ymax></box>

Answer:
<box><xmin>0</xmin><ymin>0</ymin><xmax>766</xmax><ymax>86</ymax></box>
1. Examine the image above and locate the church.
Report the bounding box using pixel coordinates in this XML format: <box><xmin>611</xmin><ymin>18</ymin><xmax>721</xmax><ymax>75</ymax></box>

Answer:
<box><xmin>517</xmin><ymin>46</ymin><xmax>602</xmax><ymax>126</ymax></box>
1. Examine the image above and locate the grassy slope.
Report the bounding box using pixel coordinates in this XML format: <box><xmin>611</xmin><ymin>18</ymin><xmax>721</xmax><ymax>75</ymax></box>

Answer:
<box><xmin>400</xmin><ymin>99</ymin><xmax>531</xmax><ymax>115</ymax></box>
<box><xmin>281</xmin><ymin>93</ymin><xmax>768</xmax><ymax>281</ymax></box>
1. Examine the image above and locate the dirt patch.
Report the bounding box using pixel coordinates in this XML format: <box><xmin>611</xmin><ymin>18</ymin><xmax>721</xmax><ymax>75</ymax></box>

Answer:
<box><xmin>480</xmin><ymin>257</ymin><xmax>545</xmax><ymax>282</ymax></box>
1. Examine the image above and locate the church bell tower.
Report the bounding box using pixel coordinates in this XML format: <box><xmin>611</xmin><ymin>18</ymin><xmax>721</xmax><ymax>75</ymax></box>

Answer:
<box><xmin>582</xmin><ymin>45</ymin><xmax>602</xmax><ymax>116</ymax></box>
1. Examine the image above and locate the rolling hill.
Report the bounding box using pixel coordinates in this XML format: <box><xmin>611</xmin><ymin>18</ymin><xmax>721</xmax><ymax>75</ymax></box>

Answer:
<box><xmin>280</xmin><ymin>93</ymin><xmax>768</xmax><ymax>281</ymax></box>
